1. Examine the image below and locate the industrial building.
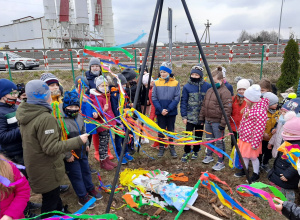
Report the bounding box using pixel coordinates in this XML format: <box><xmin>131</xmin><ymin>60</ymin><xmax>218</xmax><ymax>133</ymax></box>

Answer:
<box><xmin>0</xmin><ymin>0</ymin><xmax>115</xmax><ymax>49</ymax></box>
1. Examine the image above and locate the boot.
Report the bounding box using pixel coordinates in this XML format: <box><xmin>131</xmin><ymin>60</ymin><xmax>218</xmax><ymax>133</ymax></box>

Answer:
<box><xmin>100</xmin><ymin>158</ymin><xmax>114</xmax><ymax>171</ymax></box>
<box><xmin>169</xmin><ymin>146</ymin><xmax>177</xmax><ymax>158</ymax></box>
<box><xmin>106</xmin><ymin>157</ymin><xmax>117</xmax><ymax>168</ymax></box>
<box><xmin>107</xmin><ymin>145</ymin><xmax>114</xmax><ymax>160</ymax></box>
<box><xmin>92</xmin><ymin>134</ymin><xmax>100</xmax><ymax>161</ymax></box>
<box><xmin>158</xmin><ymin>146</ymin><xmax>165</xmax><ymax>158</ymax></box>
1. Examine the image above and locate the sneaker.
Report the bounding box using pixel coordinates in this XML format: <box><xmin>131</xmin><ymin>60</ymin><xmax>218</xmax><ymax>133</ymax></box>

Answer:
<box><xmin>181</xmin><ymin>153</ymin><xmax>190</xmax><ymax>162</ymax></box>
<box><xmin>212</xmin><ymin>162</ymin><xmax>225</xmax><ymax>171</ymax></box>
<box><xmin>27</xmin><ymin>201</ymin><xmax>42</xmax><ymax>210</ymax></box>
<box><xmin>169</xmin><ymin>146</ymin><xmax>177</xmax><ymax>158</ymax></box>
<box><xmin>89</xmin><ymin>166</ymin><xmax>97</xmax><ymax>175</ymax></box>
<box><xmin>202</xmin><ymin>156</ymin><xmax>214</xmax><ymax>164</ymax></box>
<box><xmin>158</xmin><ymin>147</ymin><xmax>165</xmax><ymax>158</ymax></box>
<box><xmin>261</xmin><ymin>164</ymin><xmax>271</xmax><ymax>173</ymax></box>
<box><xmin>88</xmin><ymin>189</ymin><xmax>103</xmax><ymax>200</ymax></box>
<box><xmin>124</xmin><ymin>153</ymin><xmax>134</xmax><ymax>161</ymax></box>
<box><xmin>191</xmin><ymin>152</ymin><xmax>198</xmax><ymax>160</ymax></box>
<box><xmin>78</xmin><ymin>195</ymin><xmax>96</xmax><ymax>209</ymax></box>
<box><xmin>122</xmin><ymin>157</ymin><xmax>128</xmax><ymax>165</ymax></box>
<box><xmin>234</xmin><ymin>169</ymin><xmax>246</xmax><ymax>178</ymax></box>
<box><xmin>60</xmin><ymin>185</ymin><xmax>70</xmax><ymax>193</ymax></box>
<box><xmin>250</xmin><ymin>173</ymin><xmax>260</xmax><ymax>183</ymax></box>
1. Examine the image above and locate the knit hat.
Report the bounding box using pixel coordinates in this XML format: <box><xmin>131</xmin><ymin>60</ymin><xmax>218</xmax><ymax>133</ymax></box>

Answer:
<box><xmin>263</xmin><ymin>92</ymin><xmax>279</xmax><ymax>106</ymax></box>
<box><xmin>221</xmin><ymin>67</ymin><xmax>226</xmax><ymax>78</ymax></box>
<box><xmin>282</xmin><ymin>98</ymin><xmax>300</xmax><ymax>113</ymax></box>
<box><xmin>0</xmin><ymin>79</ymin><xmax>17</xmax><ymax>98</ymax></box>
<box><xmin>244</xmin><ymin>84</ymin><xmax>261</xmax><ymax>103</ymax></box>
<box><xmin>26</xmin><ymin>80</ymin><xmax>52</xmax><ymax>110</ymax></box>
<box><xmin>142</xmin><ymin>73</ymin><xmax>154</xmax><ymax>85</ymax></box>
<box><xmin>40</xmin><ymin>73</ymin><xmax>59</xmax><ymax>86</ymax></box>
<box><xmin>236</xmin><ymin>79</ymin><xmax>250</xmax><ymax>91</ymax></box>
<box><xmin>190</xmin><ymin>65</ymin><xmax>203</xmax><ymax>78</ymax></box>
<box><xmin>95</xmin><ymin>75</ymin><xmax>108</xmax><ymax>88</ymax></box>
<box><xmin>159</xmin><ymin>62</ymin><xmax>172</xmax><ymax>74</ymax></box>
<box><xmin>63</xmin><ymin>91</ymin><xmax>79</xmax><ymax>109</ymax></box>
<box><xmin>113</xmin><ymin>74</ymin><xmax>127</xmax><ymax>86</ymax></box>
<box><xmin>121</xmin><ymin>68</ymin><xmax>137</xmax><ymax>81</ymax></box>
<box><xmin>282</xmin><ymin>113</ymin><xmax>300</xmax><ymax>140</ymax></box>
<box><xmin>75</xmin><ymin>76</ymin><xmax>89</xmax><ymax>88</ymax></box>
<box><xmin>89</xmin><ymin>57</ymin><xmax>101</xmax><ymax>69</ymax></box>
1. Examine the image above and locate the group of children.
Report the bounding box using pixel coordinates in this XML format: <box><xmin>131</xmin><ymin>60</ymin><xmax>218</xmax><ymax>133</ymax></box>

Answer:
<box><xmin>1</xmin><ymin>57</ymin><xmax>300</xmax><ymax>219</ymax></box>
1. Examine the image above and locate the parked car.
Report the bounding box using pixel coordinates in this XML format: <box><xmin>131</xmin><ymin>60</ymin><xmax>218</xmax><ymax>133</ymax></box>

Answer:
<box><xmin>0</xmin><ymin>52</ymin><xmax>39</xmax><ymax>70</ymax></box>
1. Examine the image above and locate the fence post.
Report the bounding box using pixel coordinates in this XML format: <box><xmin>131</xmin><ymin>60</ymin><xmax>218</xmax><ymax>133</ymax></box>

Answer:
<box><xmin>134</xmin><ymin>49</ymin><xmax>137</xmax><ymax>68</ymax></box>
<box><xmin>260</xmin><ymin>45</ymin><xmax>265</xmax><ymax>80</ymax></box>
<box><xmin>76</xmin><ymin>50</ymin><xmax>81</xmax><ymax>70</ymax></box>
<box><xmin>70</xmin><ymin>51</ymin><xmax>76</xmax><ymax>84</ymax></box>
<box><xmin>5</xmin><ymin>53</ymin><xmax>13</xmax><ymax>81</ymax></box>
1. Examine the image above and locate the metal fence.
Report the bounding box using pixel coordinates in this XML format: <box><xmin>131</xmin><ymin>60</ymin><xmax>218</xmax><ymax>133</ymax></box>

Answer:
<box><xmin>1</xmin><ymin>43</ymin><xmax>299</xmax><ymax>71</ymax></box>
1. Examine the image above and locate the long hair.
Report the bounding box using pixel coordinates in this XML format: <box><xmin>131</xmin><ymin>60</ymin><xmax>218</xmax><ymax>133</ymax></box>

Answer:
<box><xmin>0</xmin><ymin>154</ymin><xmax>15</xmax><ymax>200</ymax></box>
<box><xmin>241</xmin><ymin>102</ymin><xmax>255</xmax><ymax>119</ymax></box>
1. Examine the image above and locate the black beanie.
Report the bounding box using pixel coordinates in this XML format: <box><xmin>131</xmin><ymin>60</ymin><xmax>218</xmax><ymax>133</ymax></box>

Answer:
<box><xmin>121</xmin><ymin>68</ymin><xmax>137</xmax><ymax>81</ymax></box>
<box><xmin>113</xmin><ymin>74</ymin><xmax>127</xmax><ymax>86</ymax></box>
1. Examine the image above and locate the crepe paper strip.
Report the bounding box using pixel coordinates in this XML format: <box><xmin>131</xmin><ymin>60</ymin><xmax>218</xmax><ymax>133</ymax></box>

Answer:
<box><xmin>97</xmin><ymin>172</ymin><xmax>123</xmax><ymax>194</ymax></box>
<box><xmin>168</xmin><ymin>173</ymin><xmax>188</xmax><ymax>182</ymax></box>
<box><xmin>110</xmin><ymin>204</ymin><xmax>127</xmax><ymax>210</ymax></box>
<box><xmin>250</xmin><ymin>182</ymin><xmax>287</xmax><ymax>201</ymax></box>
<box><xmin>84</xmin><ymin>46</ymin><xmax>134</xmax><ymax>59</ymax></box>
<box><xmin>123</xmin><ymin>194</ymin><xmax>138</xmax><ymax>208</ymax></box>
<box><xmin>83</xmin><ymin>49</ymin><xmax>119</xmax><ymax>64</ymax></box>
<box><xmin>126</xmin><ymin>205</ymin><xmax>160</xmax><ymax>219</ymax></box>
<box><xmin>116</xmin><ymin>32</ymin><xmax>147</xmax><ymax>48</ymax></box>
<box><xmin>0</xmin><ymin>175</ymin><xmax>24</xmax><ymax>187</ymax></box>
<box><xmin>21</xmin><ymin>211</ymin><xmax>118</xmax><ymax>220</ymax></box>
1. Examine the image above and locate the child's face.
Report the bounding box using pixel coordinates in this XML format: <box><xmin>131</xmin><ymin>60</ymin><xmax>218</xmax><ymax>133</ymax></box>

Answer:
<box><xmin>261</xmin><ymin>88</ymin><xmax>269</xmax><ymax>94</ymax></box>
<box><xmin>49</xmin><ymin>83</ymin><xmax>59</xmax><ymax>93</ymax></box>
<box><xmin>237</xmin><ymin>88</ymin><xmax>246</xmax><ymax>96</ymax></box>
<box><xmin>66</xmin><ymin>105</ymin><xmax>79</xmax><ymax>110</ymax></box>
<box><xmin>191</xmin><ymin>73</ymin><xmax>200</xmax><ymax>79</ymax></box>
<box><xmin>97</xmin><ymin>82</ymin><xmax>109</xmax><ymax>92</ymax></box>
<box><xmin>269</xmin><ymin>104</ymin><xmax>278</xmax><ymax>110</ymax></box>
<box><xmin>160</xmin><ymin>70</ymin><xmax>169</xmax><ymax>79</ymax></box>
<box><xmin>283</xmin><ymin>131</ymin><xmax>297</xmax><ymax>136</ymax></box>
<box><xmin>213</xmin><ymin>76</ymin><xmax>222</xmax><ymax>85</ymax></box>
<box><xmin>280</xmin><ymin>109</ymin><xmax>288</xmax><ymax>115</ymax></box>
<box><xmin>91</xmin><ymin>65</ymin><xmax>100</xmax><ymax>72</ymax></box>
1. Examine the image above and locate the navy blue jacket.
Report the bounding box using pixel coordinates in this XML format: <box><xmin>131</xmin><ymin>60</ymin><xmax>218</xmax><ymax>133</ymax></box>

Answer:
<box><xmin>86</xmin><ymin>70</ymin><xmax>105</xmax><ymax>89</ymax></box>
<box><xmin>180</xmin><ymin>79</ymin><xmax>211</xmax><ymax>125</ymax></box>
<box><xmin>225</xmin><ymin>81</ymin><xmax>234</xmax><ymax>96</ymax></box>
<box><xmin>268</xmin><ymin>140</ymin><xmax>300</xmax><ymax>190</ymax></box>
<box><xmin>0</xmin><ymin>102</ymin><xmax>23</xmax><ymax>158</ymax></box>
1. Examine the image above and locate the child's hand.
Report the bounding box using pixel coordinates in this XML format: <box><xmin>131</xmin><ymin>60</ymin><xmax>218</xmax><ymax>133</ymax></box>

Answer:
<box><xmin>162</xmin><ymin>109</ymin><xmax>168</xmax><ymax>116</ymax></box>
<box><xmin>274</xmin><ymin>197</ymin><xmax>284</xmax><ymax>212</ymax></box>
<box><xmin>93</xmin><ymin>112</ymin><xmax>98</xmax><ymax>119</ymax></box>
<box><xmin>104</xmin><ymin>104</ymin><xmax>109</xmax><ymax>111</ymax></box>
<box><xmin>66</xmin><ymin>155</ymin><xmax>74</xmax><ymax>162</ymax></box>
<box><xmin>263</xmin><ymin>133</ymin><xmax>270</xmax><ymax>140</ymax></box>
<box><xmin>80</xmin><ymin>133</ymin><xmax>90</xmax><ymax>144</ymax></box>
<box><xmin>129</xmin><ymin>103</ymin><xmax>133</xmax><ymax>107</ymax></box>
<box><xmin>183</xmin><ymin>119</ymin><xmax>187</xmax><ymax>125</ymax></box>
<box><xmin>86</xmin><ymin>146</ymin><xmax>90</xmax><ymax>152</ymax></box>
<box><xmin>267</xmin><ymin>144</ymin><xmax>273</xmax><ymax>150</ymax></box>
<box><xmin>272</xmin><ymin>129</ymin><xmax>277</xmax><ymax>135</ymax></box>
<box><xmin>1</xmin><ymin>215</ymin><xmax>13</xmax><ymax>220</ymax></box>
<box><xmin>280</xmin><ymin>174</ymin><xmax>288</xmax><ymax>181</ymax></box>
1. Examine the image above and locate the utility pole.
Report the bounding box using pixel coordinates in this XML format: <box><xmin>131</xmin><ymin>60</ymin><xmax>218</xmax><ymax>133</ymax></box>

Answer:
<box><xmin>175</xmin><ymin>25</ymin><xmax>177</xmax><ymax>42</ymax></box>
<box><xmin>276</xmin><ymin>0</ymin><xmax>284</xmax><ymax>56</ymax></box>
<box><xmin>200</xmin><ymin>19</ymin><xmax>212</xmax><ymax>43</ymax></box>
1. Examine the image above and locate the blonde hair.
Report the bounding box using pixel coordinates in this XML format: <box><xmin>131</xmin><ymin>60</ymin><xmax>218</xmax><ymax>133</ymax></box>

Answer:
<box><xmin>0</xmin><ymin>154</ymin><xmax>15</xmax><ymax>200</ymax></box>
<box><xmin>241</xmin><ymin>102</ymin><xmax>255</xmax><ymax>119</ymax></box>
<box><xmin>212</xmin><ymin>66</ymin><xmax>223</xmax><ymax>80</ymax></box>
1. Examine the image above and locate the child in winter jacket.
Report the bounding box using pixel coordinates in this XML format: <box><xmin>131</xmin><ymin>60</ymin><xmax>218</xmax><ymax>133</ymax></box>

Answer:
<box><xmin>110</xmin><ymin>74</ymin><xmax>134</xmax><ymax>165</ymax></box>
<box><xmin>234</xmin><ymin>84</ymin><xmax>269</xmax><ymax>182</ymax></box>
<box><xmin>220</xmin><ymin>67</ymin><xmax>234</xmax><ymax>96</ymax></box>
<box><xmin>199</xmin><ymin>67</ymin><xmax>232</xmax><ymax>171</ymax></box>
<box><xmin>85</xmin><ymin>57</ymin><xmax>103</xmax><ymax>89</ymax></box>
<box><xmin>0</xmin><ymin>154</ymin><xmax>30</xmax><ymax>220</ymax></box>
<box><xmin>40</xmin><ymin>73</ymin><xmax>62</xmax><ymax>103</ymax></box>
<box><xmin>16</xmin><ymin>83</ymin><xmax>27</xmax><ymax>105</ymax></box>
<box><xmin>90</xmin><ymin>76</ymin><xmax>118</xmax><ymax>171</ymax></box>
<box><xmin>259</xmin><ymin>92</ymin><xmax>279</xmax><ymax>172</ymax></box>
<box><xmin>230</xmin><ymin>79</ymin><xmax>250</xmax><ymax>148</ymax></box>
<box><xmin>152</xmin><ymin>62</ymin><xmax>181</xmax><ymax>158</ymax></box>
<box><xmin>180</xmin><ymin>64</ymin><xmax>211</xmax><ymax>162</ymax></box>
<box><xmin>275</xmin><ymin>197</ymin><xmax>300</xmax><ymax>220</ymax></box>
<box><xmin>61</xmin><ymin>91</ymin><xmax>102</xmax><ymax>209</ymax></box>
<box><xmin>268</xmin><ymin>112</ymin><xmax>300</xmax><ymax>203</ymax></box>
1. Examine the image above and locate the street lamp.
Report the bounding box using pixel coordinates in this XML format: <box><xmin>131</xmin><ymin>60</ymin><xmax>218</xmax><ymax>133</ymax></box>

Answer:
<box><xmin>175</xmin><ymin>25</ymin><xmax>177</xmax><ymax>42</ymax></box>
<box><xmin>276</xmin><ymin>0</ymin><xmax>284</xmax><ymax>56</ymax></box>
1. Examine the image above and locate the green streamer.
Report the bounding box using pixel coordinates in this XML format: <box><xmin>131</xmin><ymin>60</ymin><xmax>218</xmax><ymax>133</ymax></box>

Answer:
<box><xmin>250</xmin><ymin>182</ymin><xmax>287</xmax><ymax>201</ymax></box>
<box><xmin>84</xmin><ymin>46</ymin><xmax>134</xmax><ymax>59</ymax></box>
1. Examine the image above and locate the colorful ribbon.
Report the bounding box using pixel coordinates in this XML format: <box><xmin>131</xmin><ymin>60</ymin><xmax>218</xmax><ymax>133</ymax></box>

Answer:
<box><xmin>116</xmin><ymin>32</ymin><xmax>147</xmax><ymax>48</ymax></box>
<box><xmin>84</xmin><ymin>46</ymin><xmax>134</xmax><ymax>59</ymax></box>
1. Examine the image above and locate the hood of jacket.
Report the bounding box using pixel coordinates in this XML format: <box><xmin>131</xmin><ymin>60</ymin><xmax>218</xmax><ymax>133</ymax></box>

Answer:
<box><xmin>254</xmin><ymin>97</ymin><xmax>269</xmax><ymax>112</ymax></box>
<box><xmin>16</xmin><ymin>102</ymin><xmax>51</xmax><ymax>126</ymax></box>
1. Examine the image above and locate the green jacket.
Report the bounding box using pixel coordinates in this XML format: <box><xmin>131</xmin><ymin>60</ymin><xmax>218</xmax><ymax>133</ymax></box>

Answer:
<box><xmin>16</xmin><ymin>102</ymin><xmax>83</xmax><ymax>194</ymax></box>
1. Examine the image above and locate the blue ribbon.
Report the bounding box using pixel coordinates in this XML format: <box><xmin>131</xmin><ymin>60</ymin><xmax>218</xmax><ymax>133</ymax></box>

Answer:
<box><xmin>116</xmin><ymin>32</ymin><xmax>147</xmax><ymax>48</ymax></box>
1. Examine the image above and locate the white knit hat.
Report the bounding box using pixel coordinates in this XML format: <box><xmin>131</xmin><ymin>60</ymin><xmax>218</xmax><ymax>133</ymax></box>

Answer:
<box><xmin>95</xmin><ymin>75</ymin><xmax>107</xmax><ymax>88</ymax></box>
<box><xmin>142</xmin><ymin>73</ymin><xmax>154</xmax><ymax>85</ymax></box>
<box><xmin>237</xmin><ymin>79</ymin><xmax>250</xmax><ymax>91</ymax></box>
<box><xmin>244</xmin><ymin>84</ymin><xmax>261</xmax><ymax>103</ymax></box>
<box><xmin>221</xmin><ymin>67</ymin><xmax>226</xmax><ymax>78</ymax></box>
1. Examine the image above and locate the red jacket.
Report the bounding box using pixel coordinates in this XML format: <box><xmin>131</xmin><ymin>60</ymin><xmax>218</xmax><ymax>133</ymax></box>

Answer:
<box><xmin>90</xmin><ymin>89</ymin><xmax>116</xmax><ymax>133</ymax></box>
<box><xmin>0</xmin><ymin>163</ymin><xmax>30</xmax><ymax>219</ymax></box>
<box><xmin>238</xmin><ymin>98</ymin><xmax>269</xmax><ymax>149</ymax></box>
<box><xmin>230</xmin><ymin>96</ymin><xmax>247</xmax><ymax>132</ymax></box>
<box><xmin>148</xmin><ymin>87</ymin><xmax>156</xmax><ymax>121</ymax></box>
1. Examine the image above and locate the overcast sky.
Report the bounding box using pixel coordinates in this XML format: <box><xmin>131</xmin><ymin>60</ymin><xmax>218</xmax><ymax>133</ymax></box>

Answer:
<box><xmin>0</xmin><ymin>0</ymin><xmax>299</xmax><ymax>44</ymax></box>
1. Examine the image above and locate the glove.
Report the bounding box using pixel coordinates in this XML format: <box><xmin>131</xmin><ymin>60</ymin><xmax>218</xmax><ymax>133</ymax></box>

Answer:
<box><xmin>218</xmin><ymin>125</ymin><xmax>225</xmax><ymax>131</ymax></box>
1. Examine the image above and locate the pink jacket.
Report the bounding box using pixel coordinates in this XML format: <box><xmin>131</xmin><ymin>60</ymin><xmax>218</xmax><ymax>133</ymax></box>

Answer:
<box><xmin>238</xmin><ymin>98</ymin><xmax>269</xmax><ymax>149</ymax></box>
<box><xmin>0</xmin><ymin>163</ymin><xmax>30</xmax><ymax>219</ymax></box>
